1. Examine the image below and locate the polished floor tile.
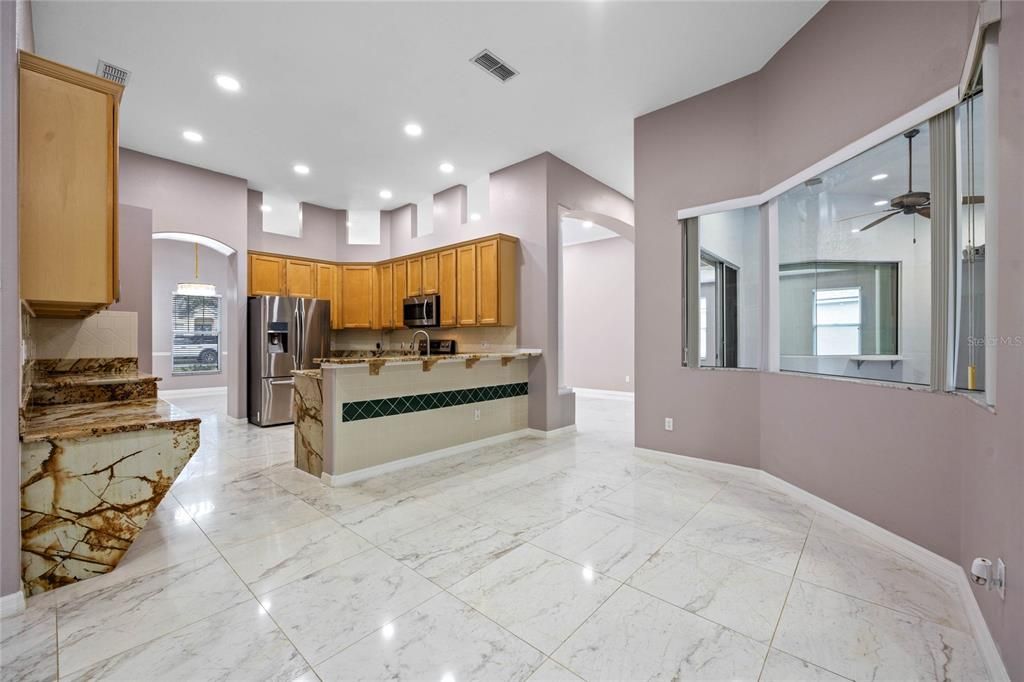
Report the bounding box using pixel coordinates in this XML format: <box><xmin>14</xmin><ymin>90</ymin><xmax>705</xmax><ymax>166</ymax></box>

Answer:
<box><xmin>56</xmin><ymin>554</ymin><xmax>252</xmax><ymax>676</ymax></box>
<box><xmin>15</xmin><ymin>393</ymin><xmax>987</xmax><ymax>681</ymax></box>
<box><xmin>334</xmin><ymin>493</ymin><xmax>454</xmax><ymax>544</ymax></box>
<box><xmin>675</xmin><ymin>505</ymin><xmax>808</xmax><ymax>576</ymax></box>
<box><xmin>62</xmin><ymin>601</ymin><xmax>310</xmax><ymax>682</ymax></box>
<box><xmin>379</xmin><ymin>513</ymin><xmax>523</xmax><ymax>588</ymax></box>
<box><xmin>797</xmin><ymin>523</ymin><xmax>969</xmax><ymax>631</ymax></box>
<box><xmin>315</xmin><ymin>593</ymin><xmax>545</xmax><ymax>681</ymax></box>
<box><xmin>774</xmin><ymin>581</ymin><xmax>987</xmax><ymax>682</ymax></box>
<box><xmin>259</xmin><ymin>547</ymin><xmax>441</xmax><ymax>665</ymax></box>
<box><xmin>628</xmin><ymin>539</ymin><xmax>791</xmax><ymax>642</ymax></box>
<box><xmin>0</xmin><ymin>605</ymin><xmax>56</xmax><ymax>682</ymax></box>
<box><xmin>759</xmin><ymin>648</ymin><xmax>850</xmax><ymax>681</ymax></box>
<box><xmin>220</xmin><ymin>516</ymin><xmax>373</xmax><ymax>596</ymax></box>
<box><xmin>553</xmin><ymin>584</ymin><xmax>768</xmax><ymax>680</ymax></box>
<box><xmin>531</xmin><ymin>508</ymin><xmax>668</xmax><ymax>581</ymax></box>
<box><xmin>450</xmin><ymin>544</ymin><xmax>619</xmax><ymax>654</ymax></box>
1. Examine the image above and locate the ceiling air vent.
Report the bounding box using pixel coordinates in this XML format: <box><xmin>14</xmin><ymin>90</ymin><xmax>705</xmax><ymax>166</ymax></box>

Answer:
<box><xmin>96</xmin><ymin>60</ymin><xmax>131</xmax><ymax>86</ymax></box>
<box><xmin>471</xmin><ymin>50</ymin><xmax>518</xmax><ymax>83</ymax></box>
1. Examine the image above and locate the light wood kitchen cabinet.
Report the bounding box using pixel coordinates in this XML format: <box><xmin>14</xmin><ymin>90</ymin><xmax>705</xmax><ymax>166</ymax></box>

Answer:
<box><xmin>476</xmin><ymin>237</ymin><xmax>517</xmax><ymax>326</ymax></box>
<box><xmin>438</xmin><ymin>249</ymin><xmax>457</xmax><ymax>327</ymax></box>
<box><xmin>249</xmin><ymin>254</ymin><xmax>287</xmax><ymax>296</ymax></box>
<box><xmin>378</xmin><ymin>263</ymin><xmax>394</xmax><ymax>329</ymax></box>
<box><xmin>340</xmin><ymin>265</ymin><xmax>374</xmax><ymax>329</ymax></box>
<box><xmin>19</xmin><ymin>52</ymin><xmax>124</xmax><ymax>317</ymax></box>
<box><xmin>407</xmin><ymin>257</ymin><xmax>422</xmax><ymax>297</ymax></box>
<box><xmin>456</xmin><ymin>244</ymin><xmax>478</xmax><ymax>326</ymax></box>
<box><xmin>285</xmin><ymin>259</ymin><xmax>317</xmax><ymax>298</ymax></box>
<box><xmin>392</xmin><ymin>260</ymin><xmax>408</xmax><ymax>329</ymax></box>
<box><xmin>422</xmin><ymin>252</ymin><xmax>439</xmax><ymax>295</ymax></box>
<box><xmin>315</xmin><ymin>263</ymin><xmax>340</xmax><ymax>328</ymax></box>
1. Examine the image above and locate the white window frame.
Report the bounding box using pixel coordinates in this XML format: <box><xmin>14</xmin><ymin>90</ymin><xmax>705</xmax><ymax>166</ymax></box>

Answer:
<box><xmin>812</xmin><ymin>286</ymin><xmax>862</xmax><ymax>357</ymax></box>
<box><xmin>171</xmin><ymin>293</ymin><xmax>223</xmax><ymax>376</ymax></box>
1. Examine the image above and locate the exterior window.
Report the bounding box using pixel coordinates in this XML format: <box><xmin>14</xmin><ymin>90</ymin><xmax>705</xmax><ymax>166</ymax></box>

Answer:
<box><xmin>172</xmin><ymin>294</ymin><xmax>221</xmax><ymax>375</ymax></box>
<box><xmin>699</xmin><ymin>297</ymin><xmax>708</xmax><ymax>360</ymax></box>
<box><xmin>813</xmin><ymin>288</ymin><xmax>861</xmax><ymax>356</ymax></box>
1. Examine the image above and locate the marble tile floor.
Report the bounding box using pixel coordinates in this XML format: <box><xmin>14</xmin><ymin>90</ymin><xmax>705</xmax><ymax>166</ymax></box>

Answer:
<box><xmin>1</xmin><ymin>392</ymin><xmax>989</xmax><ymax>681</ymax></box>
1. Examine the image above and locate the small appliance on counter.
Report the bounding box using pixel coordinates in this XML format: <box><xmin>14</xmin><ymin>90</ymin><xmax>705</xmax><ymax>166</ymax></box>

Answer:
<box><xmin>247</xmin><ymin>295</ymin><xmax>330</xmax><ymax>426</ymax></box>
<box><xmin>403</xmin><ymin>294</ymin><xmax>440</xmax><ymax>327</ymax></box>
<box><xmin>417</xmin><ymin>338</ymin><xmax>457</xmax><ymax>355</ymax></box>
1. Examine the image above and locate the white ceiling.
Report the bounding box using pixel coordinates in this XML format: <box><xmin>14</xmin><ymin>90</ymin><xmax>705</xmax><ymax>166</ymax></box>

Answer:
<box><xmin>561</xmin><ymin>217</ymin><xmax>618</xmax><ymax>247</ymax></box>
<box><xmin>33</xmin><ymin>1</ymin><xmax>822</xmax><ymax>211</ymax></box>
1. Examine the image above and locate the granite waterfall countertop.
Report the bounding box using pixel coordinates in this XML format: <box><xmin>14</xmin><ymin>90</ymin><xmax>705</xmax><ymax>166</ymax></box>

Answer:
<box><xmin>21</xmin><ymin>399</ymin><xmax>200</xmax><ymax>443</ymax></box>
<box><xmin>31</xmin><ymin>370</ymin><xmax>160</xmax><ymax>389</ymax></box>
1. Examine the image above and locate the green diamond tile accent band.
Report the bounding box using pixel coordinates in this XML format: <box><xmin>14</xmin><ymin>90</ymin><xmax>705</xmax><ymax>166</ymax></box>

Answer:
<box><xmin>341</xmin><ymin>382</ymin><xmax>528</xmax><ymax>422</ymax></box>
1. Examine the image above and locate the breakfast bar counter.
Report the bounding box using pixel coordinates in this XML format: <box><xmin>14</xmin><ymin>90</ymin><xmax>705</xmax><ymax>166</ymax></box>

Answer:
<box><xmin>292</xmin><ymin>349</ymin><xmax>540</xmax><ymax>483</ymax></box>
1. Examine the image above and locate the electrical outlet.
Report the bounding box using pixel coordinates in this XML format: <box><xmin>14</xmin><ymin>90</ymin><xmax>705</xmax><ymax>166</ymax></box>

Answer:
<box><xmin>664</xmin><ymin>417</ymin><xmax>673</xmax><ymax>431</ymax></box>
<box><xmin>996</xmin><ymin>558</ymin><xmax>1007</xmax><ymax>600</ymax></box>
<box><xmin>474</xmin><ymin>409</ymin><xmax>481</xmax><ymax>421</ymax></box>
<box><xmin>625</xmin><ymin>375</ymin><xmax>631</xmax><ymax>383</ymax></box>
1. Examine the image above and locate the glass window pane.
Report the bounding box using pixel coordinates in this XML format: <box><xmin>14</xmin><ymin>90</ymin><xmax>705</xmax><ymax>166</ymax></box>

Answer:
<box><xmin>172</xmin><ymin>294</ymin><xmax>221</xmax><ymax>375</ymax></box>
<box><xmin>815</xmin><ymin>326</ymin><xmax>861</xmax><ymax>356</ymax></box>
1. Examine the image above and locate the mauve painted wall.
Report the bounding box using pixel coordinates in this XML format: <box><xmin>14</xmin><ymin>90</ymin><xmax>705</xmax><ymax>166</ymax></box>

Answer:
<box><xmin>432</xmin><ymin>185</ymin><xmax>467</xmax><ymax>232</ymax></box>
<box><xmin>119</xmin><ymin>149</ymin><xmax>249</xmax><ymax>418</ymax></box>
<box><xmin>635</xmin><ymin>1</ymin><xmax>1023</xmax><ymax>676</ymax></box>
<box><xmin>563</xmin><ymin>236</ymin><xmax>634</xmax><ymax>392</ymax></box>
<box><xmin>109</xmin><ymin>205</ymin><xmax>153</xmax><ymax>373</ymax></box>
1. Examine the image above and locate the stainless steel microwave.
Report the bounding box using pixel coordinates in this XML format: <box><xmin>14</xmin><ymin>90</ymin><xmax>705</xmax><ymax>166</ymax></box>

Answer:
<box><xmin>403</xmin><ymin>294</ymin><xmax>440</xmax><ymax>327</ymax></box>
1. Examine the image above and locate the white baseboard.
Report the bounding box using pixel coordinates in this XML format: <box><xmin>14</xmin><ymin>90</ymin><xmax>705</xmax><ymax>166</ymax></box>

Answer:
<box><xmin>1</xmin><ymin>589</ymin><xmax>26</xmax><ymax>618</ymax></box>
<box><xmin>633</xmin><ymin>446</ymin><xmax>760</xmax><ymax>482</ymax></box>
<box><xmin>636</xmin><ymin>445</ymin><xmax>1007</xmax><ymax>681</ymax></box>
<box><xmin>526</xmin><ymin>424</ymin><xmax>577</xmax><ymax>439</ymax></box>
<box><xmin>322</xmin><ymin>429</ymin><xmax>533</xmax><ymax>487</ymax></box>
<box><xmin>158</xmin><ymin>386</ymin><xmax>228</xmax><ymax>398</ymax></box>
<box><xmin>572</xmin><ymin>387</ymin><xmax>635</xmax><ymax>401</ymax></box>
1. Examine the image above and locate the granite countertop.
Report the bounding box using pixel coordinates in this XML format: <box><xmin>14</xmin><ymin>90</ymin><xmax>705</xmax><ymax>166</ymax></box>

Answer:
<box><xmin>316</xmin><ymin>348</ymin><xmax>542</xmax><ymax>368</ymax></box>
<box><xmin>292</xmin><ymin>369</ymin><xmax>323</xmax><ymax>379</ymax></box>
<box><xmin>32</xmin><ymin>371</ymin><xmax>161</xmax><ymax>389</ymax></box>
<box><xmin>21</xmin><ymin>399</ymin><xmax>200</xmax><ymax>443</ymax></box>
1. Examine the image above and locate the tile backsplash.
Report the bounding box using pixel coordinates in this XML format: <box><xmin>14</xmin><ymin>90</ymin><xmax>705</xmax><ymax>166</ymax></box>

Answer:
<box><xmin>29</xmin><ymin>310</ymin><xmax>139</xmax><ymax>359</ymax></box>
<box><xmin>331</xmin><ymin>326</ymin><xmax>518</xmax><ymax>353</ymax></box>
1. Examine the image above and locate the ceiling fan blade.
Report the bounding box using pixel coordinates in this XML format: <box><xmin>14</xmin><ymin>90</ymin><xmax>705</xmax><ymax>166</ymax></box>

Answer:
<box><xmin>857</xmin><ymin>211</ymin><xmax>900</xmax><ymax>233</ymax></box>
<box><xmin>963</xmin><ymin>195</ymin><xmax>985</xmax><ymax>205</ymax></box>
<box><xmin>916</xmin><ymin>206</ymin><xmax>931</xmax><ymax>219</ymax></box>
<box><xmin>837</xmin><ymin>207</ymin><xmax>893</xmax><ymax>223</ymax></box>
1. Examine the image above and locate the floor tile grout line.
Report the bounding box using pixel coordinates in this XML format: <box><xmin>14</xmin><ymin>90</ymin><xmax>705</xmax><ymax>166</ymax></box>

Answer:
<box><xmin>755</xmin><ymin>510</ymin><xmax>815</xmax><ymax>682</ymax></box>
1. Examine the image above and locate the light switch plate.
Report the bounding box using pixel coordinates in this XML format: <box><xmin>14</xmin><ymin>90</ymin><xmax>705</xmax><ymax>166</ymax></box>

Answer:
<box><xmin>664</xmin><ymin>417</ymin><xmax>673</xmax><ymax>431</ymax></box>
<box><xmin>996</xmin><ymin>558</ymin><xmax>1006</xmax><ymax>600</ymax></box>
<box><xmin>474</xmin><ymin>409</ymin><xmax>481</xmax><ymax>421</ymax></box>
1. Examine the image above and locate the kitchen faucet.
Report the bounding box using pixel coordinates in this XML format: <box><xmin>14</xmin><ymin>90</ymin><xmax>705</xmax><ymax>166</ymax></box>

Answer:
<box><xmin>411</xmin><ymin>329</ymin><xmax>430</xmax><ymax>357</ymax></box>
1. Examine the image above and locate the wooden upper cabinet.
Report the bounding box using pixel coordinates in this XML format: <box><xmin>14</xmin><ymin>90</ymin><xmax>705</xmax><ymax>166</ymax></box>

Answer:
<box><xmin>422</xmin><ymin>252</ymin><xmax>439</xmax><ymax>295</ymax></box>
<box><xmin>407</xmin><ymin>257</ymin><xmax>423</xmax><ymax>297</ymax></box>
<box><xmin>19</xmin><ymin>52</ymin><xmax>124</xmax><ymax>317</ymax></box>
<box><xmin>340</xmin><ymin>265</ymin><xmax>373</xmax><ymax>329</ymax></box>
<box><xmin>378</xmin><ymin>263</ymin><xmax>394</xmax><ymax>329</ymax></box>
<box><xmin>477</xmin><ymin>237</ymin><xmax>517</xmax><ymax>326</ymax></box>
<box><xmin>456</xmin><ymin>244</ymin><xmax>477</xmax><ymax>326</ymax></box>
<box><xmin>392</xmin><ymin>260</ymin><xmax>408</xmax><ymax>329</ymax></box>
<box><xmin>249</xmin><ymin>254</ymin><xmax>286</xmax><ymax>296</ymax></box>
<box><xmin>438</xmin><ymin>249</ymin><xmax>457</xmax><ymax>327</ymax></box>
<box><xmin>285</xmin><ymin>259</ymin><xmax>317</xmax><ymax>298</ymax></box>
<box><xmin>314</xmin><ymin>263</ymin><xmax>340</xmax><ymax>328</ymax></box>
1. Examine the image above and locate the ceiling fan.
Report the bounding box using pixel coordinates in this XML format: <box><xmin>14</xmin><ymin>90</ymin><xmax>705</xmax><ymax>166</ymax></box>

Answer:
<box><xmin>840</xmin><ymin>128</ymin><xmax>984</xmax><ymax>233</ymax></box>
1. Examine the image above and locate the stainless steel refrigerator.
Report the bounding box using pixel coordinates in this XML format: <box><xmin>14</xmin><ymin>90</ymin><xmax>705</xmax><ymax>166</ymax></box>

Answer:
<box><xmin>247</xmin><ymin>296</ymin><xmax>330</xmax><ymax>426</ymax></box>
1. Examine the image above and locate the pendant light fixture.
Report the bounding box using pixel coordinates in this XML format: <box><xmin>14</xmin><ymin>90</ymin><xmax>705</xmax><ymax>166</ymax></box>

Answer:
<box><xmin>175</xmin><ymin>242</ymin><xmax>217</xmax><ymax>296</ymax></box>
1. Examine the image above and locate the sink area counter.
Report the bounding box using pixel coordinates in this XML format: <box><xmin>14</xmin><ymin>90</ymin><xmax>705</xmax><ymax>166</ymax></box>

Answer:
<box><xmin>293</xmin><ymin>350</ymin><xmax>540</xmax><ymax>484</ymax></box>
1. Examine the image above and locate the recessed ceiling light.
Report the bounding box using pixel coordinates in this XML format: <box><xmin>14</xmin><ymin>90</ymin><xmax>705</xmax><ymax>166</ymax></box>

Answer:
<box><xmin>470</xmin><ymin>213</ymin><xmax>481</xmax><ymax>222</ymax></box>
<box><xmin>379</xmin><ymin>189</ymin><xmax>393</xmax><ymax>199</ymax></box>
<box><xmin>215</xmin><ymin>74</ymin><xmax>240</xmax><ymax>92</ymax></box>
<box><xmin>582</xmin><ymin>220</ymin><xmax>594</xmax><ymax>228</ymax></box>
<box><xmin>182</xmin><ymin>130</ymin><xmax>203</xmax><ymax>143</ymax></box>
<box><xmin>871</xmin><ymin>173</ymin><xmax>888</xmax><ymax>181</ymax></box>
<box><xmin>346</xmin><ymin>221</ymin><xmax>352</xmax><ymax>228</ymax></box>
<box><xmin>403</xmin><ymin>122</ymin><xmax>423</xmax><ymax>137</ymax></box>
<box><xmin>439</xmin><ymin>162</ymin><xmax>454</xmax><ymax>174</ymax></box>
<box><xmin>260</xmin><ymin>204</ymin><xmax>272</xmax><ymax>213</ymax></box>
<box><xmin>873</xmin><ymin>200</ymin><xmax>888</xmax><ymax>206</ymax></box>
<box><xmin>293</xmin><ymin>164</ymin><xmax>310</xmax><ymax>175</ymax></box>
<box><xmin>851</xmin><ymin>228</ymin><xmax>860</xmax><ymax>233</ymax></box>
